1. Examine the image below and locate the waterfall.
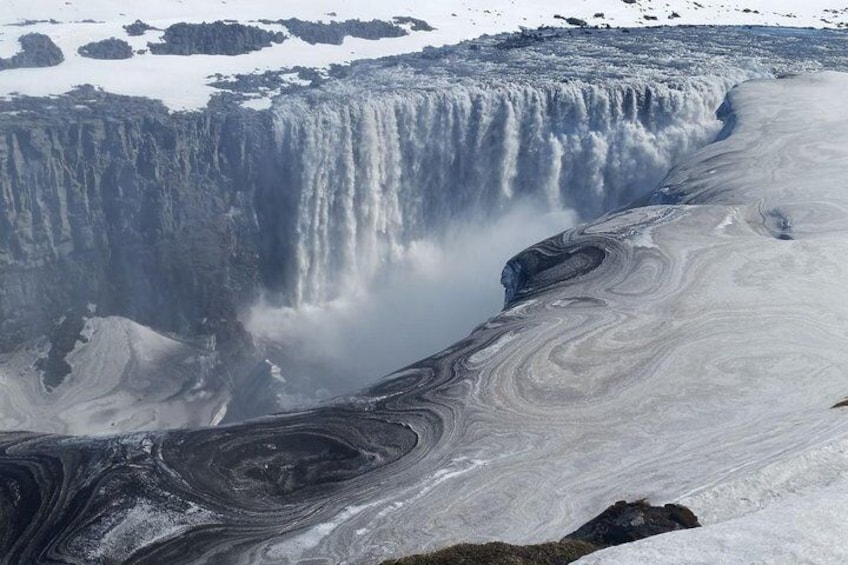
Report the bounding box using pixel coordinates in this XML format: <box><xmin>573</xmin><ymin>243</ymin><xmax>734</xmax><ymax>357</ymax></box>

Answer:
<box><xmin>271</xmin><ymin>75</ymin><xmax>744</xmax><ymax>306</ymax></box>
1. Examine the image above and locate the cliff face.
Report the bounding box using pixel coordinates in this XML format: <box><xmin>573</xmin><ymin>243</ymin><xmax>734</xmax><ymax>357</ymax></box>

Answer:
<box><xmin>2</xmin><ymin>26</ymin><xmax>842</xmax><ymax>356</ymax></box>
<box><xmin>0</xmin><ymin>91</ymin><xmax>292</xmax><ymax>351</ymax></box>
<box><xmin>0</xmin><ymin>33</ymin><xmax>64</xmax><ymax>71</ymax></box>
<box><xmin>0</xmin><ymin>72</ymin><xmax>732</xmax><ymax>352</ymax></box>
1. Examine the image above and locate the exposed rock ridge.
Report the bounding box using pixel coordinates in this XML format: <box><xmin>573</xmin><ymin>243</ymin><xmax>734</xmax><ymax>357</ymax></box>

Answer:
<box><xmin>0</xmin><ymin>33</ymin><xmax>64</xmax><ymax>71</ymax></box>
<box><xmin>78</xmin><ymin>37</ymin><xmax>134</xmax><ymax>60</ymax></box>
<box><xmin>0</xmin><ymin>88</ymin><xmax>291</xmax><ymax>352</ymax></box>
<box><xmin>148</xmin><ymin>21</ymin><xmax>286</xmax><ymax>55</ymax></box>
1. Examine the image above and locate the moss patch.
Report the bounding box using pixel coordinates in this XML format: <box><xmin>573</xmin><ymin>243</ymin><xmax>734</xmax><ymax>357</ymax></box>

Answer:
<box><xmin>381</xmin><ymin>539</ymin><xmax>598</xmax><ymax>565</ymax></box>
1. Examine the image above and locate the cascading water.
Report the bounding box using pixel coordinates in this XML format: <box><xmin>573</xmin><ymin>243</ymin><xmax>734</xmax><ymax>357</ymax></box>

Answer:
<box><xmin>247</xmin><ymin>74</ymin><xmax>750</xmax><ymax>399</ymax></box>
<box><xmin>273</xmin><ymin>77</ymin><xmax>740</xmax><ymax>307</ymax></box>
<box><xmin>246</xmin><ymin>23</ymin><xmax>845</xmax><ymax>405</ymax></box>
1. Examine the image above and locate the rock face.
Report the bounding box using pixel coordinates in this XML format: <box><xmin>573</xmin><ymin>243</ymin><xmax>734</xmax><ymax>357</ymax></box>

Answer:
<box><xmin>276</xmin><ymin>18</ymin><xmax>408</xmax><ymax>45</ymax></box>
<box><xmin>148</xmin><ymin>22</ymin><xmax>285</xmax><ymax>55</ymax></box>
<box><xmin>77</xmin><ymin>38</ymin><xmax>134</xmax><ymax>60</ymax></box>
<box><xmin>563</xmin><ymin>500</ymin><xmax>701</xmax><ymax>546</ymax></box>
<box><xmin>124</xmin><ymin>19</ymin><xmax>157</xmax><ymax>36</ymax></box>
<box><xmin>0</xmin><ymin>33</ymin><xmax>63</xmax><ymax>71</ymax></box>
<box><xmin>392</xmin><ymin>16</ymin><xmax>436</xmax><ymax>32</ymax></box>
<box><xmin>0</xmin><ymin>88</ymin><xmax>291</xmax><ymax>352</ymax></box>
<box><xmin>33</xmin><ymin>308</ymin><xmax>89</xmax><ymax>391</ymax></box>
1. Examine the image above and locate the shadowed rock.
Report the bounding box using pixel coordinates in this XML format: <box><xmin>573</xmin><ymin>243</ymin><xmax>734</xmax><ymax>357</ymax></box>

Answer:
<box><xmin>148</xmin><ymin>22</ymin><xmax>285</xmax><ymax>56</ymax></box>
<box><xmin>562</xmin><ymin>500</ymin><xmax>700</xmax><ymax>546</ymax></box>
<box><xmin>124</xmin><ymin>19</ymin><xmax>157</xmax><ymax>36</ymax></box>
<box><xmin>393</xmin><ymin>16</ymin><xmax>436</xmax><ymax>32</ymax></box>
<box><xmin>0</xmin><ymin>33</ymin><xmax>63</xmax><ymax>71</ymax></box>
<box><xmin>34</xmin><ymin>308</ymin><xmax>89</xmax><ymax>391</ymax></box>
<box><xmin>275</xmin><ymin>18</ymin><xmax>407</xmax><ymax>45</ymax></box>
<box><xmin>0</xmin><ymin>87</ymin><xmax>283</xmax><ymax>354</ymax></box>
<box><xmin>78</xmin><ymin>38</ymin><xmax>134</xmax><ymax>60</ymax></box>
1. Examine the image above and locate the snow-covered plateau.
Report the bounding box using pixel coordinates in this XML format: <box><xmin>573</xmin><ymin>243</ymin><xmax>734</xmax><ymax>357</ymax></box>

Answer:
<box><xmin>0</xmin><ymin>0</ymin><xmax>847</xmax><ymax>110</ymax></box>
<box><xmin>2</xmin><ymin>2</ymin><xmax>848</xmax><ymax>564</ymax></box>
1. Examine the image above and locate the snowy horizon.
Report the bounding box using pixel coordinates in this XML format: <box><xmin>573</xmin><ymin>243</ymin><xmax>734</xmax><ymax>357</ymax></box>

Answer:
<box><xmin>0</xmin><ymin>0</ymin><xmax>847</xmax><ymax>109</ymax></box>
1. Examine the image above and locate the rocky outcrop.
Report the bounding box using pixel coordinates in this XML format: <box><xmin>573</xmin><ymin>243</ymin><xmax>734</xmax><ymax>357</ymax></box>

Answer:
<box><xmin>392</xmin><ymin>16</ymin><xmax>436</xmax><ymax>32</ymax></box>
<box><xmin>123</xmin><ymin>19</ymin><xmax>157</xmax><ymax>36</ymax></box>
<box><xmin>272</xmin><ymin>18</ymin><xmax>407</xmax><ymax>45</ymax></box>
<box><xmin>382</xmin><ymin>501</ymin><xmax>700</xmax><ymax>564</ymax></box>
<box><xmin>148</xmin><ymin>22</ymin><xmax>285</xmax><ymax>55</ymax></box>
<box><xmin>563</xmin><ymin>500</ymin><xmax>700</xmax><ymax>546</ymax></box>
<box><xmin>77</xmin><ymin>38</ymin><xmax>134</xmax><ymax>60</ymax></box>
<box><xmin>0</xmin><ymin>33</ymin><xmax>63</xmax><ymax>71</ymax></box>
<box><xmin>0</xmin><ymin>88</ymin><xmax>293</xmax><ymax>352</ymax></box>
<box><xmin>34</xmin><ymin>307</ymin><xmax>89</xmax><ymax>391</ymax></box>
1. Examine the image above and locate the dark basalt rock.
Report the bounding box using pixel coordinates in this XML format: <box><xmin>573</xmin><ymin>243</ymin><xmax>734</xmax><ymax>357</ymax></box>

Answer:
<box><xmin>563</xmin><ymin>500</ymin><xmax>701</xmax><ymax>546</ymax></box>
<box><xmin>382</xmin><ymin>501</ymin><xmax>700</xmax><ymax>564</ymax></box>
<box><xmin>34</xmin><ymin>308</ymin><xmax>89</xmax><ymax>391</ymax></box>
<box><xmin>148</xmin><ymin>21</ymin><xmax>285</xmax><ymax>56</ymax></box>
<box><xmin>0</xmin><ymin>33</ymin><xmax>64</xmax><ymax>71</ymax></box>
<box><xmin>210</xmin><ymin>66</ymin><xmax>325</xmax><ymax>94</ymax></box>
<box><xmin>77</xmin><ymin>37</ymin><xmax>134</xmax><ymax>60</ymax></box>
<box><xmin>393</xmin><ymin>16</ymin><xmax>436</xmax><ymax>32</ymax></box>
<box><xmin>274</xmin><ymin>18</ymin><xmax>408</xmax><ymax>45</ymax></box>
<box><xmin>8</xmin><ymin>19</ymin><xmax>61</xmax><ymax>27</ymax></box>
<box><xmin>0</xmin><ymin>86</ymin><xmax>290</xmax><ymax>354</ymax></box>
<box><xmin>124</xmin><ymin>19</ymin><xmax>157</xmax><ymax>36</ymax></box>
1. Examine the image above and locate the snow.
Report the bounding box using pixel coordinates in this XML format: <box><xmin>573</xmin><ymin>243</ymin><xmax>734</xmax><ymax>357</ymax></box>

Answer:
<box><xmin>562</xmin><ymin>71</ymin><xmax>848</xmax><ymax>564</ymax></box>
<box><xmin>578</xmin><ymin>482</ymin><xmax>848</xmax><ymax>564</ymax></box>
<box><xmin>0</xmin><ymin>0</ymin><xmax>846</xmax><ymax>110</ymax></box>
<box><xmin>0</xmin><ymin>316</ymin><xmax>229</xmax><ymax>435</ymax></box>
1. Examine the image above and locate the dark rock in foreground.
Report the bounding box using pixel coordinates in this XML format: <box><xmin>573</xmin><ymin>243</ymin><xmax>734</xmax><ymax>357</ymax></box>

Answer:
<box><xmin>0</xmin><ymin>33</ymin><xmax>63</xmax><ymax>71</ymax></box>
<box><xmin>78</xmin><ymin>37</ymin><xmax>134</xmax><ymax>60</ymax></box>
<box><xmin>382</xmin><ymin>540</ymin><xmax>598</xmax><ymax>565</ymax></box>
<box><xmin>563</xmin><ymin>500</ymin><xmax>700</xmax><ymax>546</ymax></box>
<box><xmin>382</xmin><ymin>501</ymin><xmax>700</xmax><ymax>564</ymax></box>
<box><xmin>148</xmin><ymin>21</ymin><xmax>285</xmax><ymax>56</ymax></box>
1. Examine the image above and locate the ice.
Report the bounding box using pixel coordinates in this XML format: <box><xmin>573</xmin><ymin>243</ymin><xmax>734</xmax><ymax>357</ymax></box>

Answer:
<box><xmin>0</xmin><ymin>316</ymin><xmax>228</xmax><ymax>434</ymax></box>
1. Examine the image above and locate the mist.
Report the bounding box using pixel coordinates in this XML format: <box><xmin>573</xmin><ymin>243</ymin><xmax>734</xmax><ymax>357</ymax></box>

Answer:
<box><xmin>245</xmin><ymin>204</ymin><xmax>578</xmax><ymax>405</ymax></box>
